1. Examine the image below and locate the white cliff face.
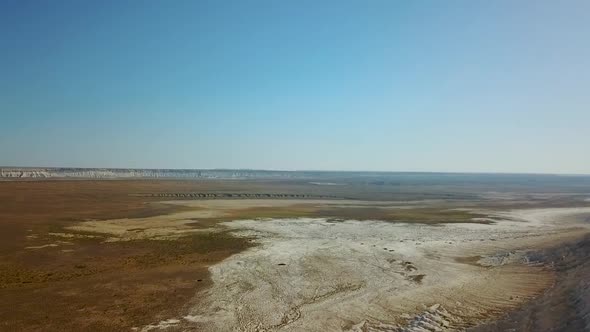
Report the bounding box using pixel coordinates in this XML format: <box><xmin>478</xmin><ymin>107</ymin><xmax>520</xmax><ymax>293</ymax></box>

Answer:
<box><xmin>0</xmin><ymin>169</ymin><xmax>52</xmax><ymax>178</ymax></box>
<box><xmin>0</xmin><ymin>167</ymin><xmax>308</xmax><ymax>179</ymax></box>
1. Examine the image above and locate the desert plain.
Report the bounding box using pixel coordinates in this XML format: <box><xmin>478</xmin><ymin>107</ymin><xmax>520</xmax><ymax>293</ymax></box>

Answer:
<box><xmin>1</xmin><ymin>172</ymin><xmax>590</xmax><ymax>331</ymax></box>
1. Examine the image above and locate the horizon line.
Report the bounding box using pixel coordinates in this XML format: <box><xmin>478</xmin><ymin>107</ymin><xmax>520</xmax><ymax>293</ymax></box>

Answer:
<box><xmin>1</xmin><ymin>165</ymin><xmax>589</xmax><ymax>177</ymax></box>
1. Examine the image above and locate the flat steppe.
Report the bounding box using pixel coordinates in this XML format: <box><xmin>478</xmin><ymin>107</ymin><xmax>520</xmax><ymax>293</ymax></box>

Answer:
<box><xmin>1</xmin><ymin>178</ymin><xmax>589</xmax><ymax>331</ymax></box>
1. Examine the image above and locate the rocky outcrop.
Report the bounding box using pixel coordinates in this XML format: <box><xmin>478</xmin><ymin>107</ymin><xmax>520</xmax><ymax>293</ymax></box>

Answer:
<box><xmin>469</xmin><ymin>235</ymin><xmax>590</xmax><ymax>332</ymax></box>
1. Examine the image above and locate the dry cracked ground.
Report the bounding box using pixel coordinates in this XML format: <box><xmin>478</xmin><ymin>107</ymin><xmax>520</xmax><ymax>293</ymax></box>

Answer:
<box><xmin>1</xmin><ymin>180</ymin><xmax>590</xmax><ymax>331</ymax></box>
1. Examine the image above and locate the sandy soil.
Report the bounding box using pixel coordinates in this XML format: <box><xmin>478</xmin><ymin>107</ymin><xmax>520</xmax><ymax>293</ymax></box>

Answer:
<box><xmin>66</xmin><ymin>199</ymin><xmax>489</xmax><ymax>243</ymax></box>
<box><xmin>141</xmin><ymin>206</ymin><xmax>590</xmax><ymax>332</ymax></box>
<box><xmin>64</xmin><ymin>199</ymin><xmax>389</xmax><ymax>242</ymax></box>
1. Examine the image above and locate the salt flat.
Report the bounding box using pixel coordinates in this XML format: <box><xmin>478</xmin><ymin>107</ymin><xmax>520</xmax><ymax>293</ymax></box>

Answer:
<box><xmin>141</xmin><ymin>206</ymin><xmax>590</xmax><ymax>331</ymax></box>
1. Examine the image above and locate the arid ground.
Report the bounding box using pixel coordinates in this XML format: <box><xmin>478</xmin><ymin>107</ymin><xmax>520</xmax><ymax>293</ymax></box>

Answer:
<box><xmin>1</xmin><ymin>176</ymin><xmax>590</xmax><ymax>331</ymax></box>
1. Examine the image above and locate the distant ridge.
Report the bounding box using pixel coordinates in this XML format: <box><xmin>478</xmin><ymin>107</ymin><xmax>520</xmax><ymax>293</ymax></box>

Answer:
<box><xmin>1</xmin><ymin>167</ymin><xmax>589</xmax><ymax>180</ymax></box>
<box><xmin>0</xmin><ymin>167</ymin><xmax>308</xmax><ymax>179</ymax></box>
<box><xmin>0</xmin><ymin>167</ymin><xmax>439</xmax><ymax>179</ymax></box>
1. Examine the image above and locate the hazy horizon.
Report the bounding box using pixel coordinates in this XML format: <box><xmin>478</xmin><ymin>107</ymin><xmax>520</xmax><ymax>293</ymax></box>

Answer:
<box><xmin>2</xmin><ymin>1</ymin><xmax>589</xmax><ymax>174</ymax></box>
<box><xmin>3</xmin><ymin>165</ymin><xmax>590</xmax><ymax>177</ymax></box>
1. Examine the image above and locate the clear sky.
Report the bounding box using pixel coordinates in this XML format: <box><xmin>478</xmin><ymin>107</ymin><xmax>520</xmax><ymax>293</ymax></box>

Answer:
<box><xmin>1</xmin><ymin>1</ymin><xmax>589</xmax><ymax>173</ymax></box>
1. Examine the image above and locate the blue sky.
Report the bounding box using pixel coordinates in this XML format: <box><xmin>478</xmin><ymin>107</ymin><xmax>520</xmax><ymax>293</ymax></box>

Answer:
<box><xmin>1</xmin><ymin>1</ymin><xmax>589</xmax><ymax>173</ymax></box>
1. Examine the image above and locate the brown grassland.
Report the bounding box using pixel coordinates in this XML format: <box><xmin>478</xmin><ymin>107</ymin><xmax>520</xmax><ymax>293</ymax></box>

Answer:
<box><xmin>0</xmin><ymin>180</ymin><xmax>252</xmax><ymax>331</ymax></box>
